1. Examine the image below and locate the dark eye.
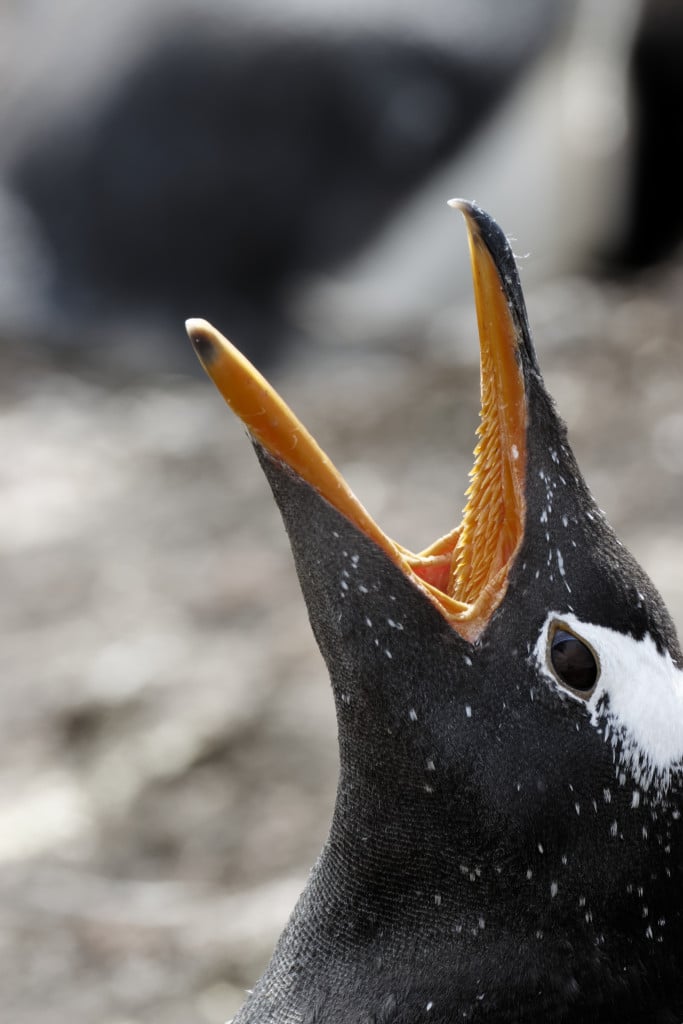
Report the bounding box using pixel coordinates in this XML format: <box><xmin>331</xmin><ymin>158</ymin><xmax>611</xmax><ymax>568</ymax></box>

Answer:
<box><xmin>550</xmin><ymin>628</ymin><xmax>598</xmax><ymax>695</ymax></box>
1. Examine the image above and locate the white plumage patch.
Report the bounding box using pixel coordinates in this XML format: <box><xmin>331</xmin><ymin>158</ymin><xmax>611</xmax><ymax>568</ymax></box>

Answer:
<box><xmin>535</xmin><ymin>612</ymin><xmax>683</xmax><ymax>792</ymax></box>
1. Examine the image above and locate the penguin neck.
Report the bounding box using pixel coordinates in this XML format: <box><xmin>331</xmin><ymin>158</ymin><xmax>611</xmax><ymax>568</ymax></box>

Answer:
<box><xmin>232</xmin><ymin>765</ymin><xmax>502</xmax><ymax>1017</ymax></box>
<box><xmin>234</xmin><ymin>784</ymin><xmax>551</xmax><ymax>1024</ymax></box>
<box><xmin>234</xmin><ymin>783</ymin><xmax>681</xmax><ymax>1024</ymax></box>
<box><xmin>236</xmin><ymin>830</ymin><xmax>511</xmax><ymax>1024</ymax></box>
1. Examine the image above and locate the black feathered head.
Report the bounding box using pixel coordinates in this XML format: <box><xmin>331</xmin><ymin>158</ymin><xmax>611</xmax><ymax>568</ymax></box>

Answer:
<box><xmin>188</xmin><ymin>202</ymin><xmax>683</xmax><ymax>1023</ymax></box>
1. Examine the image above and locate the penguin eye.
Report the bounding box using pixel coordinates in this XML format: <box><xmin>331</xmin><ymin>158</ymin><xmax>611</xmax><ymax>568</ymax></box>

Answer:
<box><xmin>549</xmin><ymin>626</ymin><xmax>598</xmax><ymax>697</ymax></box>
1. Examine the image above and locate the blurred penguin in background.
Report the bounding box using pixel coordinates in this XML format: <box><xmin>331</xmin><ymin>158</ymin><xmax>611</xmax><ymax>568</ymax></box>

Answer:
<box><xmin>0</xmin><ymin>0</ymin><xmax>680</xmax><ymax>368</ymax></box>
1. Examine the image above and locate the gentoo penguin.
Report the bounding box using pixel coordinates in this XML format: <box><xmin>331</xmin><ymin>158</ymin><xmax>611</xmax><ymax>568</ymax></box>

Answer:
<box><xmin>187</xmin><ymin>201</ymin><xmax>683</xmax><ymax>1024</ymax></box>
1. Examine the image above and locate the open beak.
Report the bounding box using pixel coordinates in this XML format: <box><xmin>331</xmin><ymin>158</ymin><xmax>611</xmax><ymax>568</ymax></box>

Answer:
<box><xmin>187</xmin><ymin>200</ymin><xmax>528</xmax><ymax>643</ymax></box>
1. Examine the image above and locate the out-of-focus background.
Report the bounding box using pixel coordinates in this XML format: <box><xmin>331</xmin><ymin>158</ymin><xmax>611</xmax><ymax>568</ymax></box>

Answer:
<box><xmin>1</xmin><ymin>0</ymin><xmax>683</xmax><ymax>1020</ymax></box>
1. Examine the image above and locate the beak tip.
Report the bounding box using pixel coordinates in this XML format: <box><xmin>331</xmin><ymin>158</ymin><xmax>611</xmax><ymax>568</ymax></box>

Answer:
<box><xmin>447</xmin><ymin>198</ymin><xmax>483</xmax><ymax>240</ymax></box>
<box><xmin>186</xmin><ymin>317</ymin><xmax>219</xmax><ymax>366</ymax></box>
<box><xmin>447</xmin><ymin>197</ymin><xmax>476</xmax><ymax>214</ymax></box>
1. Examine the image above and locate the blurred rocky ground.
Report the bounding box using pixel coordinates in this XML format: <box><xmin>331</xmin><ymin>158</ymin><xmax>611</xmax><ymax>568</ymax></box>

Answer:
<box><xmin>1</xmin><ymin>1</ymin><xmax>683</xmax><ymax>1022</ymax></box>
<box><xmin>3</xmin><ymin>254</ymin><xmax>683</xmax><ymax>1024</ymax></box>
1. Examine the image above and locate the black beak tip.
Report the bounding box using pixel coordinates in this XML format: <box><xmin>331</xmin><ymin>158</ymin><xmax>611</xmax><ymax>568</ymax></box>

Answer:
<box><xmin>186</xmin><ymin>318</ymin><xmax>219</xmax><ymax>366</ymax></box>
<box><xmin>448</xmin><ymin>197</ymin><xmax>510</xmax><ymax>259</ymax></box>
<box><xmin>448</xmin><ymin>199</ymin><xmax>539</xmax><ymax>378</ymax></box>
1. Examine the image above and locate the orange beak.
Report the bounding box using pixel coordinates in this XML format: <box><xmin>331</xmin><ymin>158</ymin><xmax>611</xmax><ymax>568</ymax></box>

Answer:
<box><xmin>187</xmin><ymin>200</ymin><xmax>527</xmax><ymax>643</ymax></box>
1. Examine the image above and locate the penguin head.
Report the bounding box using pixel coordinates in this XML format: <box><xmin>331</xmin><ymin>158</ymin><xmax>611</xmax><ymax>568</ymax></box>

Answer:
<box><xmin>188</xmin><ymin>202</ymin><xmax>683</xmax><ymax>1022</ymax></box>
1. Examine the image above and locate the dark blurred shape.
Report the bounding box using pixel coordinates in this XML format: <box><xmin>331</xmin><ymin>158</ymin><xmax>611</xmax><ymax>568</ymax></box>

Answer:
<box><xmin>617</xmin><ymin>0</ymin><xmax>683</xmax><ymax>266</ymax></box>
<box><xmin>7</xmin><ymin>14</ymin><xmax>559</xmax><ymax>366</ymax></box>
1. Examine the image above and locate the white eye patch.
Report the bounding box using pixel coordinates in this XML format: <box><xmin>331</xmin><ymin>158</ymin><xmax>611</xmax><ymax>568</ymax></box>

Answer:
<box><xmin>535</xmin><ymin>612</ymin><xmax>683</xmax><ymax>792</ymax></box>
